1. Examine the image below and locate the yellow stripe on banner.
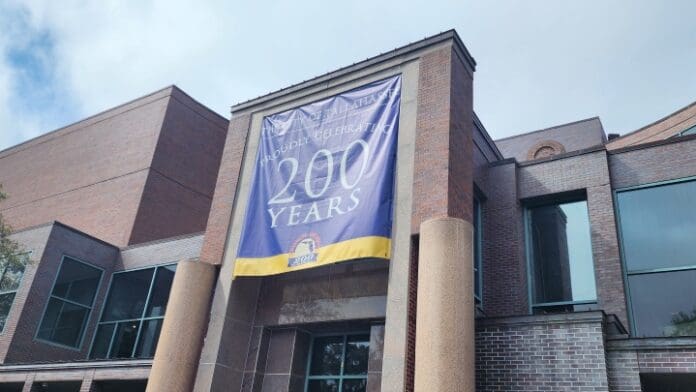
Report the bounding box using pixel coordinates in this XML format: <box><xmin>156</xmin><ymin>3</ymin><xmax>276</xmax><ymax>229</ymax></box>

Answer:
<box><xmin>233</xmin><ymin>236</ymin><xmax>391</xmax><ymax>277</ymax></box>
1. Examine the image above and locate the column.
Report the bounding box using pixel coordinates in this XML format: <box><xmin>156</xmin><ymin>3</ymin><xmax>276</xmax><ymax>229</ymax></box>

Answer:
<box><xmin>146</xmin><ymin>259</ymin><xmax>216</xmax><ymax>392</ymax></box>
<box><xmin>414</xmin><ymin>217</ymin><xmax>474</xmax><ymax>392</ymax></box>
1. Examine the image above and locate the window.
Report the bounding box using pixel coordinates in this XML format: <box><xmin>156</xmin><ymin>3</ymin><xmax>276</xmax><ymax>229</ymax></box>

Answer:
<box><xmin>617</xmin><ymin>178</ymin><xmax>696</xmax><ymax>337</ymax></box>
<box><xmin>37</xmin><ymin>256</ymin><xmax>102</xmax><ymax>348</ymax></box>
<box><xmin>0</xmin><ymin>254</ymin><xmax>28</xmax><ymax>333</ymax></box>
<box><xmin>89</xmin><ymin>264</ymin><xmax>176</xmax><ymax>359</ymax></box>
<box><xmin>672</xmin><ymin>124</ymin><xmax>696</xmax><ymax>138</ymax></box>
<box><xmin>306</xmin><ymin>333</ymin><xmax>369</xmax><ymax>392</ymax></box>
<box><xmin>473</xmin><ymin>196</ymin><xmax>483</xmax><ymax>305</ymax></box>
<box><xmin>526</xmin><ymin>200</ymin><xmax>597</xmax><ymax>313</ymax></box>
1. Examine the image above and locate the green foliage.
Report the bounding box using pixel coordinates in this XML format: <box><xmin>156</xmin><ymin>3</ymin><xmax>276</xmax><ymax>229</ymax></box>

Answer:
<box><xmin>669</xmin><ymin>308</ymin><xmax>696</xmax><ymax>337</ymax></box>
<box><xmin>0</xmin><ymin>185</ymin><xmax>27</xmax><ymax>271</ymax></box>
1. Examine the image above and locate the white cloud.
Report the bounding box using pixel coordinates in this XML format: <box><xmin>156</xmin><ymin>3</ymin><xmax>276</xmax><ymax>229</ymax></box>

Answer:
<box><xmin>1</xmin><ymin>0</ymin><xmax>695</xmax><ymax>151</ymax></box>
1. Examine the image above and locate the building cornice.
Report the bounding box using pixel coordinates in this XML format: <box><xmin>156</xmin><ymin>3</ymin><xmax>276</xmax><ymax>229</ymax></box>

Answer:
<box><xmin>230</xmin><ymin>30</ymin><xmax>475</xmax><ymax>114</ymax></box>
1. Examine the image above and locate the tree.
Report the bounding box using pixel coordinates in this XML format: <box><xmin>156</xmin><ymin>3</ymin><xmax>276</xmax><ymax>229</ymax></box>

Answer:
<box><xmin>0</xmin><ymin>185</ymin><xmax>26</xmax><ymax>271</ymax></box>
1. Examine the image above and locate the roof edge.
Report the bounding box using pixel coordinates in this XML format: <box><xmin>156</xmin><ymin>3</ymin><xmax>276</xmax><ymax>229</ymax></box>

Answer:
<box><xmin>0</xmin><ymin>85</ymin><xmax>178</xmax><ymax>158</ymax></box>
<box><xmin>607</xmin><ymin>99</ymin><xmax>696</xmax><ymax>146</ymax></box>
<box><xmin>473</xmin><ymin>112</ymin><xmax>504</xmax><ymax>160</ymax></box>
<box><xmin>231</xmin><ymin>29</ymin><xmax>475</xmax><ymax>113</ymax></box>
<box><xmin>495</xmin><ymin>116</ymin><xmax>602</xmax><ymax>142</ymax></box>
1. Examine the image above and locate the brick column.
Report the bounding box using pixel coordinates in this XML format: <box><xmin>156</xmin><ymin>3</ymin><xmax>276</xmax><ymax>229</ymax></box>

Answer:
<box><xmin>409</xmin><ymin>41</ymin><xmax>476</xmax><ymax>392</ymax></box>
<box><xmin>146</xmin><ymin>259</ymin><xmax>216</xmax><ymax>392</ymax></box>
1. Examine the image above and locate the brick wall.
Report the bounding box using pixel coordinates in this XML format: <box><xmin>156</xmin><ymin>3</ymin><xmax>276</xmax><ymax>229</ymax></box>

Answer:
<box><xmin>0</xmin><ymin>225</ymin><xmax>54</xmax><ymax>362</ymax></box>
<box><xmin>605</xmin><ymin>350</ymin><xmax>642</xmax><ymax>392</ymax></box>
<box><xmin>199</xmin><ymin>114</ymin><xmax>251</xmax><ymax>265</ymax></box>
<box><xmin>476</xmin><ymin>161</ymin><xmax>528</xmax><ymax>316</ymax></box>
<box><xmin>605</xmin><ymin>339</ymin><xmax>696</xmax><ymax>390</ymax></box>
<box><xmin>118</xmin><ymin>233</ymin><xmax>204</xmax><ymax>270</ymax></box>
<box><xmin>496</xmin><ymin>117</ymin><xmax>605</xmax><ymax>162</ymax></box>
<box><xmin>0</xmin><ymin>91</ymin><xmax>168</xmax><ymax>246</ymax></box>
<box><xmin>476</xmin><ymin>312</ymin><xmax>610</xmax><ymax>391</ymax></box>
<box><xmin>637</xmin><ymin>350</ymin><xmax>696</xmax><ymax>373</ymax></box>
<box><xmin>609</xmin><ymin>136</ymin><xmax>696</xmax><ymax>190</ymax></box>
<box><xmin>0</xmin><ymin>87</ymin><xmax>228</xmax><ymax>247</ymax></box>
<box><xmin>411</xmin><ymin>45</ymin><xmax>474</xmax><ymax>231</ymax></box>
<box><xmin>128</xmin><ymin>90</ymin><xmax>227</xmax><ymax>245</ymax></box>
<box><xmin>5</xmin><ymin>224</ymin><xmax>119</xmax><ymax>364</ymax></box>
<box><xmin>607</xmin><ymin>101</ymin><xmax>696</xmax><ymax>150</ymax></box>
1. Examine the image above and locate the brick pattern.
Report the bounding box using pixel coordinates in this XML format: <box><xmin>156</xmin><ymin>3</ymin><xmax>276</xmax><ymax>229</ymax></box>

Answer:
<box><xmin>0</xmin><ymin>94</ymin><xmax>166</xmax><ymax>246</ymax></box>
<box><xmin>5</xmin><ymin>224</ymin><xmax>119</xmax><ymax>364</ymax></box>
<box><xmin>0</xmin><ymin>225</ymin><xmax>54</xmax><ymax>362</ymax></box>
<box><xmin>517</xmin><ymin>150</ymin><xmax>609</xmax><ymax>199</ymax></box>
<box><xmin>411</xmin><ymin>45</ymin><xmax>474</xmax><ymax>231</ymax></box>
<box><xmin>118</xmin><ymin>233</ymin><xmax>204</xmax><ymax>270</ymax></box>
<box><xmin>0</xmin><ymin>87</ymin><xmax>228</xmax><ymax>248</ymax></box>
<box><xmin>511</xmin><ymin>151</ymin><xmax>629</xmax><ymax>326</ymax></box>
<box><xmin>447</xmin><ymin>48</ymin><xmax>474</xmax><ymax>223</ymax></box>
<box><xmin>199</xmin><ymin>114</ymin><xmax>252</xmax><ymax>265</ymax></box>
<box><xmin>609</xmin><ymin>136</ymin><xmax>696</xmax><ymax>189</ymax></box>
<box><xmin>587</xmin><ymin>184</ymin><xmax>628</xmax><ymax>326</ymax></box>
<box><xmin>476</xmin><ymin>162</ymin><xmax>528</xmax><ymax>316</ymax></box>
<box><xmin>607</xmin><ymin>101</ymin><xmax>696</xmax><ymax>150</ymax></box>
<box><xmin>129</xmin><ymin>93</ymin><xmax>227</xmax><ymax>245</ymax></box>
<box><xmin>476</xmin><ymin>318</ymin><xmax>609</xmax><ymax>391</ymax></box>
<box><xmin>606</xmin><ymin>351</ymin><xmax>641</xmax><ymax>392</ymax></box>
<box><xmin>410</xmin><ymin>50</ymin><xmax>471</xmax><ymax>222</ymax></box>
<box><xmin>411</xmin><ymin>46</ymin><xmax>453</xmax><ymax>233</ymax></box>
<box><xmin>404</xmin><ymin>236</ymin><xmax>418</xmax><ymax>392</ymax></box>
<box><xmin>637</xmin><ymin>350</ymin><xmax>696</xmax><ymax>373</ymax></box>
<box><xmin>496</xmin><ymin>117</ymin><xmax>605</xmax><ymax>162</ymax></box>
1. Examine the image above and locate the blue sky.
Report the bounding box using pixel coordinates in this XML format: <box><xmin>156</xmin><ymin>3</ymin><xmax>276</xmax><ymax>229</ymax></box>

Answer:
<box><xmin>1</xmin><ymin>0</ymin><xmax>695</xmax><ymax>151</ymax></box>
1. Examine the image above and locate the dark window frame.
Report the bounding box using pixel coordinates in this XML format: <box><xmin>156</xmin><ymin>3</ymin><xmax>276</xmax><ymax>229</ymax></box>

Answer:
<box><xmin>305</xmin><ymin>332</ymin><xmax>370</xmax><ymax>392</ymax></box>
<box><xmin>524</xmin><ymin>195</ymin><xmax>598</xmax><ymax>313</ymax></box>
<box><xmin>0</xmin><ymin>252</ymin><xmax>30</xmax><ymax>334</ymax></box>
<box><xmin>88</xmin><ymin>263</ymin><xmax>177</xmax><ymax>359</ymax></box>
<box><xmin>473</xmin><ymin>195</ymin><xmax>483</xmax><ymax>306</ymax></box>
<box><xmin>615</xmin><ymin>175</ymin><xmax>696</xmax><ymax>337</ymax></box>
<box><xmin>35</xmin><ymin>255</ymin><xmax>103</xmax><ymax>350</ymax></box>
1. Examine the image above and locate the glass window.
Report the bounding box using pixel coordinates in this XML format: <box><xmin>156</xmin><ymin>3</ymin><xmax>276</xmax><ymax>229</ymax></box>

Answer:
<box><xmin>0</xmin><ymin>254</ymin><xmax>28</xmax><ymax>333</ymax></box>
<box><xmin>89</xmin><ymin>264</ymin><xmax>176</xmax><ymax>359</ymax></box>
<box><xmin>673</xmin><ymin>124</ymin><xmax>696</xmax><ymax>138</ymax></box>
<box><xmin>473</xmin><ymin>197</ymin><xmax>483</xmax><ymax>305</ymax></box>
<box><xmin>37</xmin><ymin>257</ymin><xmax>102</xmax><ymax>347</ymax></box>
<box><xmin>617</xmin><ymin>179</ymin><xmax>696</xmax><ymax>337</ymax></box>
<box><xmin>527</xmin><ymin>200</ymin><xmax>597</xmax><ymax>313</ymax></box>
<box><xmin>306</xmin><ymin>334</ymin><xmax>369</xmax><ymax>392</ymax></box>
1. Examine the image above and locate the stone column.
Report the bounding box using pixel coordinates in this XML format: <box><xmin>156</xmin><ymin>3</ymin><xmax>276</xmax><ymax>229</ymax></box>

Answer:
<box><xmin>414</xmin><ymin>217</ymin><xmax>474</xmax><ymax>392</ymax></box>
<box><xmin>146</xmin><ymin>259</ymin><xmax>217</xmax><ymax>392</ymax></box>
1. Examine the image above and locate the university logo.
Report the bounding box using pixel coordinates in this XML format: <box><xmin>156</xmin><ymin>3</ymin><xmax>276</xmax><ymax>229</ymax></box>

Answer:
<box><xmin>288</xmin><ymin>233</ymin><xmax>321</xmax><ymax>267</ymax></box>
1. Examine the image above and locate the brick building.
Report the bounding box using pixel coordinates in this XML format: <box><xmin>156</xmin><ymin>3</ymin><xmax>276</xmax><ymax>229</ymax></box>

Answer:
<box><xmin>0</xmin><ymin>30</ymin><xmax>695</xmax><ymax>391</ymax></box>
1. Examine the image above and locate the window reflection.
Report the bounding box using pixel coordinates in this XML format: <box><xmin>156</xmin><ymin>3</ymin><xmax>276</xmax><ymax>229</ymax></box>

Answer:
<box><xmin>0</xmin><ymin>254</ymin><xmax>27</xmax><ymax>332</ymax></box>
<box><xmin>89</xmin><ymin>264</ymin><xmax>176</xmax><ymax>359</ymax></box>
<box><xmin>306</xmin><ymin>333</ymin><xmax>369</xmax><ymax>392</ymax></box>
<box><xmin>617</xmin><ymin>179</ymin><xmax>696</xmax><ymax>337</ymax></box>
<box><xmin>37</xmin><ymin>257</ymin><xmax>102</xmax><ymax>347</ymax></box>
<box><xmin>527</xmin><ymin>200</ymin><xmax>597</xmax><ymax>312</ymax></box>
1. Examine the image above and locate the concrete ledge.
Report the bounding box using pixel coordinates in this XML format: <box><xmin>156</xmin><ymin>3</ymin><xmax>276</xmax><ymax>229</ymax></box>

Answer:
<box><xmin>0</xmin><ymin>359</ymin><xmax>152</xmax><ymax>372</ymax></box>
<box><xmin>607</xmin><ymin>336</ymin><xmax>696</xmax><ymax>351</ymax></box>
<box><xmin>475</xmin><ymin>310</ymin><xmax>606</xmax><ymax>329</ymax></box>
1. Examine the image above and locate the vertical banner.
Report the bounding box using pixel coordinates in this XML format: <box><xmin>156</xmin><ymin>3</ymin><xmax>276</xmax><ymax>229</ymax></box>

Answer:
<box><xmin>234</xmin><ymin>75</ymin><xmax>401</xmax><ymax>276</ymax></box>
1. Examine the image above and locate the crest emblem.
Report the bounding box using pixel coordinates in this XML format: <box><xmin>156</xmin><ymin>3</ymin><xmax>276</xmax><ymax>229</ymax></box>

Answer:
<box><xmin>288</xmin><ymin>233</ymin><xmax>320</xmax><ymax>267</ymax></box>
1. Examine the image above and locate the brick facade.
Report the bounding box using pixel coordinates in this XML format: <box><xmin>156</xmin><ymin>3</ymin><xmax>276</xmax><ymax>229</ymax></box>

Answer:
<box><xmin>0</xmin><ymin>87</ymin><xmax>227</xmax><ymax>247</ymax></box>
<box><xmin>2</xmin><ymin>30</ymin><xmax>696</xmax><ymax>391</ymax></box>
<box><xmin>476</xmin><ymin>312</ymin><xmax>610</xmax><ymax>391</ymax></box>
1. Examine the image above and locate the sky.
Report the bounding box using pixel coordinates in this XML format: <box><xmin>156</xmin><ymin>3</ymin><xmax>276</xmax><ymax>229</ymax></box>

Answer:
<box><xmin>1</xmin><ymin>0</ymin><xmax>695</xmax><ymax>151</ymax></box>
